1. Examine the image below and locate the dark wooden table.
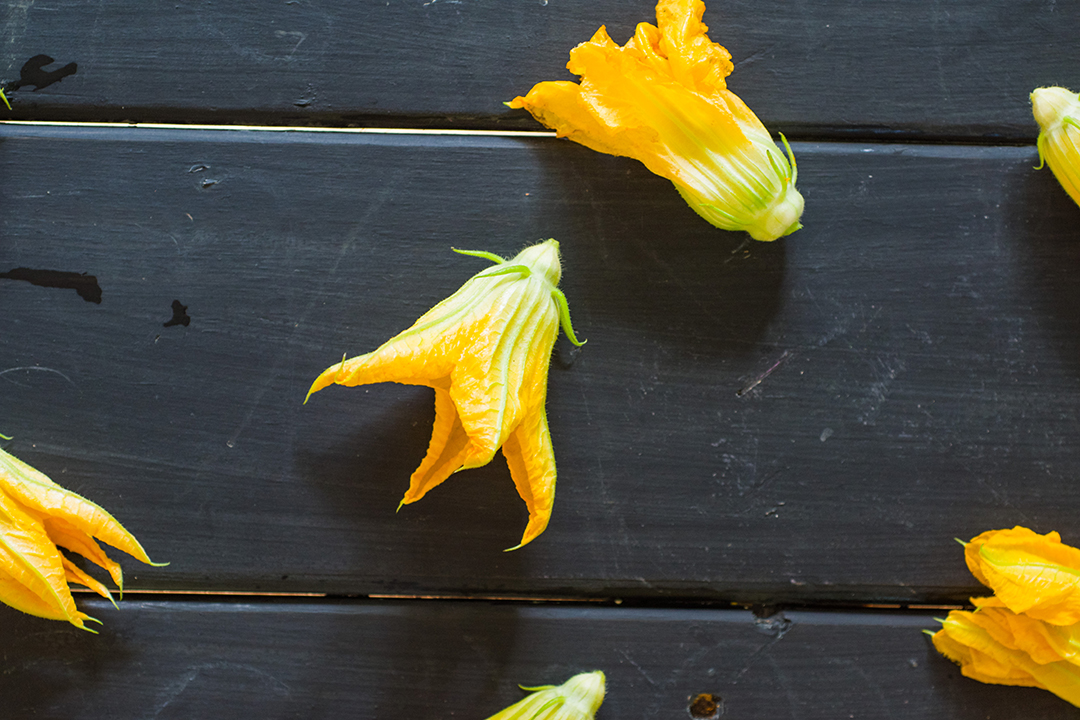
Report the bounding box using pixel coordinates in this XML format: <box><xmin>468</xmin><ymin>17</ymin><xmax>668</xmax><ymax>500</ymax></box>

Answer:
<box><xmin>3</xmin><ymin>1</ymin><xmax>1080</xmax><ymax>717</ymax></box>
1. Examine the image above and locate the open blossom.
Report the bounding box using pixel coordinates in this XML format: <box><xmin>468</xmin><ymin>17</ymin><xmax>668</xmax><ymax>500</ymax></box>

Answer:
<box><xmin>483</xmin><ymin>671</ymin><xmax>605</xmax><ymax>720</ymax></box>
<box><xmin>307</xmin><ymin>240</ymin><xmax>584</xmax><ymax>549</ymax></box>
<box><xmin>0</xmin><ymin>444</ymin><xmax>161</xmax><ymax>630</ymax></box>
<box><xmin>964</xmin><ymin>526</ymin><xmax>1080</xmax><ymax>625</ymax></box>
<box><xmin>1032</xmin><ymin>87</ymin><xmax>1080</xmax><ymax>208</ymax></box>
<box><xmin>509</xmin><ymin>0</ymin><xmax>804</xmax><ymax>242</ymax></box>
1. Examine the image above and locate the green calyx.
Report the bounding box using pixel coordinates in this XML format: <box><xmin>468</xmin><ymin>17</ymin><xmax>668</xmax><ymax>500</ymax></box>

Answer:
<box><xmin>458</xmin><ymin>241</ymin><xmax>586</xmax><ymax>347</ymax></box>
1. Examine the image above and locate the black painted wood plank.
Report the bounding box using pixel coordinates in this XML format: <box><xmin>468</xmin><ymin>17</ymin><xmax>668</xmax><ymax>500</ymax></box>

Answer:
<box><xmin>3</xmin><ymin>599</ymin><xmax>1075</xmax><ymax>720</ymax></box>
<box><xmin>0</xmin><ymin>0</ymin><xmax>1074</xmax><ymax>140</ymax></box>
<box><xmin>2</xmin><ymin>125</ymin><xmax>1080</xmax><ymax>603</ymax></box>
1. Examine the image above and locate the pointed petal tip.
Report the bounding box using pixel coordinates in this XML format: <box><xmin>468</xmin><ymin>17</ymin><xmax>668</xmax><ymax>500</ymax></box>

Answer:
<box><xmin>306</xmin><ymin>373</ymin><xmax>333</xmax><ymax>401</ymax></box>
<box><xmin>505</xmin><ymin>519</ymin><xmax>549</xmax><ymax>552</ymax></box>
<box><xmin>307</xmin><ymin>353</ymin><xmax>350</xmax><ymax>402</ymax></box>
<box><xmin>74</xmin><ymin>613</ymin><xmax>103</xmax><ymax>633</ymax></box>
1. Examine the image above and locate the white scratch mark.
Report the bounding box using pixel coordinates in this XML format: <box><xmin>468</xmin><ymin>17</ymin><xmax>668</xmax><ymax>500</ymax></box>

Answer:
<box><xmin>0</xmin><ymin>366</ymin><xmax>78</xmax><ymax>389</ymax></box>
<box><xmin>151</xmin><ymin>662</ymin><xmax>290</xmax><ymax>718</ymax></box>
<box><xmin>274</xmin><ymin>30</ymin><xmax>307</xmax><ymax>57</ymax></box>
<box><xmin>733</xmin><ymin>614</ymin><xmax>792</xmax><ymax>682</ymax></box>
<box><xmin>4</xmin><ymin>0</ymin><xmax>33</xmax><ymax>49</ymax></box>
<box><xmin>857</xmin><ymin>356</ymin><xmax>906</xmax><ymax>425</ymax></box>
<box><xmin>617</xmin><ymin>648</ymin><xmax>658</xmax><ymax>687</ymax></box>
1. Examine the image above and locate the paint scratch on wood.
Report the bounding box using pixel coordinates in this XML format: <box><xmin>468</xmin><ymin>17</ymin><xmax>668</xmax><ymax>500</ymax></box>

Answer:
<box><xmin>737</xmin><ymin>351</ymin><xmax>793</xmax><ymax>396</ymax></box>
<box><xmin>0</xmin><ymin>366</ymin><xmax>77</xmax><ymax>389</ymax></box>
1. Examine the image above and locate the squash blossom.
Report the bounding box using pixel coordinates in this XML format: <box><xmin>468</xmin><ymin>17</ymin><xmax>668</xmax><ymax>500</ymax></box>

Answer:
<box><xmin>483</xmin><ymin>671</ymin><xmax>605</xmax><ymax>720</ymax></box>
<box><xmin>508</xmin><ymin>0</ymin><xmax>804</xmax><ymax>242</ymax></box>
<box><xmin>307</xmin><ymin>240</ymin><xmax>584</xmax><ymax>550</ymax></box>
<box><xmin>0</xmin><ymin>444</ymin><xmax>162</xmax><ymax>631</ymax></box>
<box><xmin>1032</xmin><ymin>87</ymin><xmax>1080</xmax><ymax>208</ymax></box>
<box><xmin>930</xmin><ymin>611</ymin><xmax>1080</xmax><ymax>705</ymax></box>
<box><xmin>964</xmin><ymin>526</ymin><xmax>1080</xmax><ymax>625</ymax></box>
<box><xmin>969</xmin><ymin>597</ymin><xmax>1080</xmax><ymax>667</ymax></box>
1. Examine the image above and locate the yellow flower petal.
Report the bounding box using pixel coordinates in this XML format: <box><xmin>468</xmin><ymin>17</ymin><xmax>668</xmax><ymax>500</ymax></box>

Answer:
<box><xmin>308</xmin><ymin>240</ymin><xmax>583</xmax><ymax>548</ymax></box>
<box><xmin>509</xmin><ymin>0</ymin><xmax>804</xmax><ymax>242</ymax></box>
<box><xmin>965</xmin><ymin>526</ymin><xmax>1080</xmax><ymax>625</ymax></box>
<box><xmin>0</xmin><ymin>445</ymin><xmax>161</xmax><ymax>629</ymax></box>
<box><xmin>1032</xmin><ymin>87</ymin><xmax>1080</xmax><ymax>208</ymax></box>
<box><xmin>0</xmin><ymin>488</ymin><xmax>82</xmax><ymax>625</ymax></box>
<box><xmin>931</xmin><ymin>625</ymin><xmax>1042</xmax><ymax>687</ymax></box>
<box><xmin>934</xmin><ymin>610</ymin><xmax>1080</xmax><ymax>706</ymax></box>
<box><xmin>61</xmin><ymin>555</ymin><xmax>117</xmax><ymax>607</ymax></box>
<box><xmin>978</xmin><ymin>604</ymin><xmax>1080</xmax><ymax>666</ymax></box>
<box><xmin>0</xmin><ymin>448</ymin><xmax>154</xmax><ymax>566</ymax></box>
<box><xmin>502</xmin><ymin>412</ymin><xmax>556</xmax><ymax>550</ymax></box>
<box><xmin>484</xmin><ymin>671</ymin><xmax>605</xmax><ymax>720</ymax></box>
<box><xmin>964</xmin><ymin>605</ymin><xmax>1062</xmax><ymax>666</ymax></box>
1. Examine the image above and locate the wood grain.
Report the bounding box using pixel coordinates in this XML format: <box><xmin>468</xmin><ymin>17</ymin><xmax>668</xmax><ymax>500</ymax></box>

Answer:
<box><xmin>2</xmin><ymin>125</ymin><xmax>1078</xmax><ymax>603</ymax></box>
<box><xmin>2</xmin><ymin>598</ymin><xmax>1075</xmax><ymax>719</ymax></box>
<box><xmin>0</xmin><ymin>0</ymin><xmax>1074</xmax><ymax>139</ymax></box>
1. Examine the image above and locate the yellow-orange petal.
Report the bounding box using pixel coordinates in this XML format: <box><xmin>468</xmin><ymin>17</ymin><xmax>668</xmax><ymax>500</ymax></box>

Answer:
<box><xmin>0</xmin><ymin>489</ymin><xmax>83</xmax><ymax>626</ymax></box>
<box><xmin>509</xmin><ymin>0</ymin><xmax>803</xmax><ymax>242</ymax></box>
<box><xmin>61</xmin><ymin>555</ymin><xmax>117</xmax><ymax>605</ymax></box>
<box><xmin>309</xmin><ymin>240</ymin><xmax>578</xmax><ymax>548</ymax></box>
<box><xmin>935</xmin><ymin>610</ymin><xmax>1080</xmax><ymax>705</ymax></box>
<box><xmin>502</xmin><ymin>411</ymin><xmax>556</xmax><ymax>550</ymax></box>
<box><xmin>931</xmin><ymin>627</ymin><xmax>1042</xmax><ymax>687</ymax></box>
<box><xmin>998</xmin><ymin>606</ymin><xmax>1080</xmax><ymax>666</ymax></box>
<box><xmin>0</xmin><ymin>449</ymin><xmax>153</xmax><ymax>565</ymax></box>
<box><xmin>965</xmin><ymin>526</ymin><xmax>1080</xmax><ymax>625</ymax></box>
<box><xmin>966</xmin><ymin>605</ymin><xmax>1062</xmax><ymax>666</ymax></box>
<box><xmin>654</xmin><ymin>0</ymin><xmax>733</xmax><ymax>93</ymax></box>
<box><xmin>400</xmin><ymin>386</ymin><xmax>472</xmax><ymax>506</ymax></box>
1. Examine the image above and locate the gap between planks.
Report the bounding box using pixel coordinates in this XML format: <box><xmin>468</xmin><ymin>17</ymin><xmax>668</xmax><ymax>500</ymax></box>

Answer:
<box><xmin>0</xmin><ymin>119</ymin><xmax>557</xmax><ymax>138</ymax></box>
<box><xmin>69</xmin><ymin>588</ymin><xmax>968</xmax><ymax>614</ymax></box>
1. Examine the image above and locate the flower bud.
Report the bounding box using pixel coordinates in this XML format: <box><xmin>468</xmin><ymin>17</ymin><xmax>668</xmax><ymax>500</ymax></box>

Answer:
<box><xmin>1032</xmin><ymin>86</ymin><xmax>1080</xmax><ymax>208</ymax></box>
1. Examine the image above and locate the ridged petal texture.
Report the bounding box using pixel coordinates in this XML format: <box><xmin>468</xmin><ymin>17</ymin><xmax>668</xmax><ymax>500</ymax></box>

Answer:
<box><xmin>930</xmin><ymin>527</ymin><xmax>1080</xmax><ymax>707</ymax></box>
<box><xmin>307</xmin><ymin>240</ymin><xmax>583</xmax><ymax>549</ymax></box>
<box><xmin>0</xmin><ymin>445</ymin><xmax>159</xmax><ymax>630</ymax></box>
<box><xmin>484</xmin><ymin>671</ymin><xmax>605</xmax><ymax>720</ymax></box>
<box><xmin>965</xmin><ymin>526</ymin><xmax>1080</xmax><ymax>625</ymax></box>
<box><xmin>1032</xmin><ymin>87</ymin><xmax>1080</xmax><ymax>208</ymax></box>
<box><xmin>508</xmin><ymin>0</ymin><xmax>804</xmax><ymax>242</ymax></box>
<box><xmin>931</xmin><ymin>611</ymin><xmax>1080</xmax><ymax>704</ymax></box>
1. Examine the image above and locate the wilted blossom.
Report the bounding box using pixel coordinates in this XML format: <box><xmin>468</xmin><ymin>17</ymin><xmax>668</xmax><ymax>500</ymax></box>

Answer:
<box><xmin>509</xmin><ymin>0</ymin><xmax>804</xmax><ymax>242</ymax></box>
